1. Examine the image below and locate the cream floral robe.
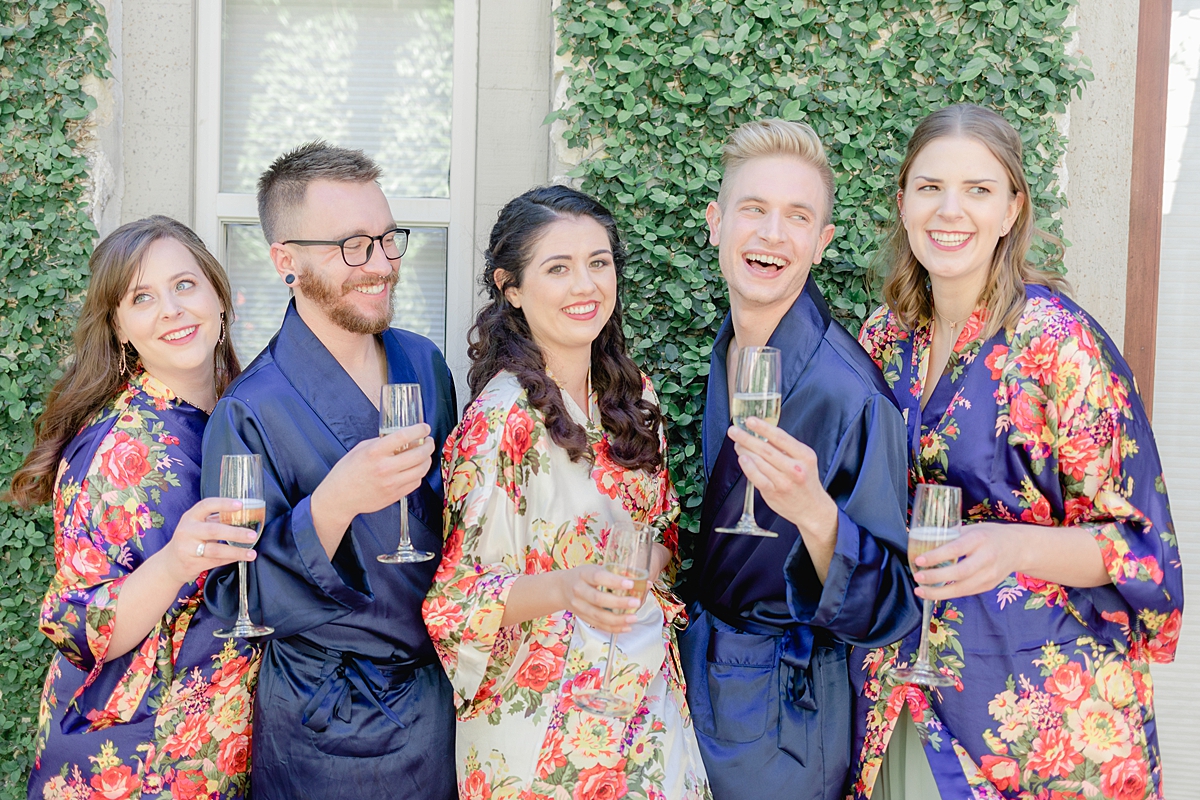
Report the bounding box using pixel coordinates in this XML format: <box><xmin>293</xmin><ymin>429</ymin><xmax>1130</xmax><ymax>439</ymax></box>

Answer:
<box><xmin>423</xmin><ymin>370</ymin><xmax>711</xmax><ymax>800</ymax></box>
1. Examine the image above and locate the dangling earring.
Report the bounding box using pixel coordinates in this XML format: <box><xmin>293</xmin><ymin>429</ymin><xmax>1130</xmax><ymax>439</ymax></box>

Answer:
<box><xmin>217</xmin><ymin>312</ymin><xmax>227</xmax><ymax>346</ymax></box>
<box><xmin>118</xmin><ymin>343</ymin><xmax>128</xmax><ymax>375</ymax></box>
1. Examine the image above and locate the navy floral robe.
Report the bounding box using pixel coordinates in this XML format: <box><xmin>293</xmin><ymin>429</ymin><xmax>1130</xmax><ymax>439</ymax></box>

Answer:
<box><xmin>30</xmin><ymin>369</ymin><xmax>259</xmax><ymax>800</ymax></box>
<box><xmin>852</xmin><ymin>285</ymin><xmax>1182</xmax><ymax>800</ymax></box>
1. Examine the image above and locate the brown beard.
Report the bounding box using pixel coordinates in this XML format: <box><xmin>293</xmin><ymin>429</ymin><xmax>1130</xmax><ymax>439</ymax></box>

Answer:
<box><xmin>296</xmin><ymin>264</ymin><xmax>398</xmax><ymax>335</ymax></box>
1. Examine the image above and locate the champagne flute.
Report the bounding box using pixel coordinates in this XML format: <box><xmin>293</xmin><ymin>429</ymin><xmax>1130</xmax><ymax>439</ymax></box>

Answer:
<box><xmin>573</xmin><ymin>522</ymin><xmax>654</xmax><ymax>718</ymax></box>
<box><xmin>377</xmin><ymin>383</ymin><xmax>435</xmax><ymax>564</ymax></box>
<box><xmin>213</xmin><ymin>454</ymin><xmax>273</xmax><ymax>639</ymax></box>
<box><xmin>716</xmin><ymin>345</ymin><xmax>782</xmax><ymax>538</ymax></box>
<box><xmin>889</xmin><ymin>483</ymin><xmax>961</xmax><ymax>686</ymax></box>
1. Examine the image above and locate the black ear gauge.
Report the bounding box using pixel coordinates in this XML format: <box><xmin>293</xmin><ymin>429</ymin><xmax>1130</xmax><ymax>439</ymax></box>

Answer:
<box><xmin>285</xmin><ymin>274</ymin><xmax>296</xmax><ymax>285</ymax></box>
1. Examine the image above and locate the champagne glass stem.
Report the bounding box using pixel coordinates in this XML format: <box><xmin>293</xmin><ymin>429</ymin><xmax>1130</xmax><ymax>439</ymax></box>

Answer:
<box><xmin>740</xmin><ymin>482</ymin><xmax>756</xmax><ymax>526</ymax></box>
<box><xmin>599</xmin><ymin>633</ymin><xmax>618</xmax><ymax>690</ymax></box>
<box><xmin>236</xmin><ymin>560</ymin><xmax>251</xmax><ymax>628</ymax></box>
<box><xmin>398</xmin><ymin>500</ymin><xmax>411</xmax><ymax>550</ymax></box>
<box><xmin>915</xmin><ymin>598</ymin><xmax>934</xmax><ymax>667</ymax></box>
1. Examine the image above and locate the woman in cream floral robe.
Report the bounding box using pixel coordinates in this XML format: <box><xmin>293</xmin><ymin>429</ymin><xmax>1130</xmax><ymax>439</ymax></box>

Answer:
<box><xmin>424</xmin><ymin>370</ymin><xmax>710</xmax><ymax>800</ymax></box>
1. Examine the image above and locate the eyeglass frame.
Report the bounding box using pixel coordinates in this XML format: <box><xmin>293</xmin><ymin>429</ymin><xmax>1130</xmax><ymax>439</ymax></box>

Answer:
<box><xmin>280</xmin><ymin>227</ymin><xmax>410</xmax><ymax>267</ymax></box>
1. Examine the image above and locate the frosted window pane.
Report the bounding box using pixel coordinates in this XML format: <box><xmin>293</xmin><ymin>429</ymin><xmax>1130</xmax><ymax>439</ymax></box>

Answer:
<box><xmin>224</xmin><ymin>223</ymin><xmax>448</xmax><ymax>364</ymax></box>
<box><xmin>221</xmin><ymin>0</ymin><xmax>453</xmax><ymax>197</ymax></box>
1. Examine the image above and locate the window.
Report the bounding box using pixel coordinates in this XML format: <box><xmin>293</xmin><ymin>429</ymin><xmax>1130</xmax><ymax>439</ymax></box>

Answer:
<box><xmin>195</xmin><ymin>0</ymin><xmax>477</xmax><ymax>374</ymax></box>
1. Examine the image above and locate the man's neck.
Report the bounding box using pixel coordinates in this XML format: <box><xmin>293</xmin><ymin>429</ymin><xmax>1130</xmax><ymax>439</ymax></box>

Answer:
<box><xmin>728</xmin><ymin>284</ymin><xmax>803</xmax><ymax>352</ymax></box>
<box><xmin>295</xmin><ymin>298</ymin><xmax>386</xmax><ymax>406</ymax></box>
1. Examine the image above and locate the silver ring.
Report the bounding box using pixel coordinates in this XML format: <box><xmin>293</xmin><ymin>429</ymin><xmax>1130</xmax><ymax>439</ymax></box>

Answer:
<box><xmin>196</xmin><ymin>542</ymin><xmax>206</xmax><ymax>558</ymax></box>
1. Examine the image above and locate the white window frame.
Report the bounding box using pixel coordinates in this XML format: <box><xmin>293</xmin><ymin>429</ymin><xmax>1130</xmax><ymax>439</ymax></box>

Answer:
<box><xmin>193</xmin><ymin>0</ymin><xmax>478</xmax><ymax>384</ymax></box>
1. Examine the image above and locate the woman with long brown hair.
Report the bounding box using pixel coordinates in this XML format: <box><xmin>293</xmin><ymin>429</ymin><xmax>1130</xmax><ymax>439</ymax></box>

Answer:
<box><xmin>850</xmin><ymin>105</ymin><xmax>1181</xmax><ymax>800</ymax></box>
<box><xmin>423</xmin><ymin>185</ymin><xmax>711</xmax><ymax>798</ymax></box>
<box><xmin>15</xmin><ymin>216</ymin><xmax>261</xmax><ymax>799</ymax></box>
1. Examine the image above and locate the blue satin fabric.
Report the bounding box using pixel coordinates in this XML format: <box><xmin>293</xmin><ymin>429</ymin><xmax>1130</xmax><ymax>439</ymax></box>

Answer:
<box><xmin>680</xmin><ymin>279</ymin><xmax>921</xmax><ymax>800</ymax></box>
<box><xmin>202</xmin><ymin>302</ymin><xmax>457</xmax><ymax>798</ymax></box>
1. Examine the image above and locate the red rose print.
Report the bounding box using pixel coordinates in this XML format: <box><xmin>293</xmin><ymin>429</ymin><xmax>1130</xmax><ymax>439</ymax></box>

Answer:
<box><xmin>1016</xmin><ymin>334</ymin><xmax>1060</xmax><ymax>385</ymax></box>
<box><xmin>63</xmin><ymin>535</ymin><xmax>110</xmax><ymax>584</ymax></box>
<box><xmin>985</xmin><ymin>344</ymin><xmax>1008</xmax><ymax>380</ymax></box>
<box><xmin>1019</xmin><ymin>493</ymin><xmax>1053</xmax><ymax>525</ymax></box>
<box><xmin>1058</xmin><ymin>432</ymin><xmax>1099</xmax><ymax>482</ymax></box>
<box><xmin>1044</xmin><ymin>662</ymin><xmax>1093</xmax><ymax>711</ymax></box>
<box><xmin>206</xmin><ymin>655</ymin><xmax>251</xmax><ymax>698</ymax></box>
<box><xmin>514</xmin><ymin>642</ymin><xmax>565</xmax><ymax>693</ymax></box>
<box><xmin>1009</xmin><ymin>391</ymin><xmax>1045</xmax><ymax>438</ymax></box>
<box><xmin>98</xmin><ymin>431</ymin><xmax>152</xmax><ymax>490</ymax></box>
<box><xmin>97</xmin><ymin>504</ymin><xmax>137</xmax><ymax>547</ymax></box>
<box><xmin>462</xmin><ymin>769</ymin><xmax>491</xmax><ymax>800</ymax></box>
<box><xmin>1100</xmin><ymin>752</ymin><xmax>1149</xmax><ymax>800</ymax></box>
<box><xmin>217</xmin><ymin>730</ymin><xmax>252</xmax><ymax>775</ymax></box>
<box><xmin>1026</xmin><ymin>727</ymin><xmax>1084</xmax><ymax>779</ymax></box>
<box><xmin>500</xmin><ymin>409</ymin><xmax>536</xmax><ymax>463</ymax></box>
<box><xmin>162</xmin><ymin>712</ymin><xmax>211</xmax><ymax>759</ymax></box>
<box><xmin>88</xmin><ymin>764</ymin><xmax>141</xmax><ymax>800</ymax></box>
<box><xmin>525</xmin><ymin>547</ymin><xmax>555</xmax><ymax>574</ymax></box>
<box><xmin>979</xmin><ymin>754</ymin><xmax>1020</xmax><ymax>793</ymax></box>
<box><xmin>435</xmin><ymin>529</ymin><xmax>464</xmax><ymax>582</ymax></box>
<box><xmin>171</xmin><ymin>771</ymin><xmax>206</xmax><ymax>800</ymax></box>
<box><xmin>536</xmin><ymin>727</ymin><xmax>568</xmax><ymax>779</ymax></box>
<box><xmin>1138</xmin><ymin>556</ymin><xmax>1164</xmax><ymax>585</ymax></box>
<box><xmin>422</xmin><ymin>595</ymin><xmax>466</xmax><ymax>641</ymax></box>
<box><xmin>457</xmin><ymin>412</ymin><xmax>490</xmax><ymax>459</ymax></box>
<box><xmin>573</xmin><ymin>763</ymin><xmax>628</xmax><ymax>800</ymax></box>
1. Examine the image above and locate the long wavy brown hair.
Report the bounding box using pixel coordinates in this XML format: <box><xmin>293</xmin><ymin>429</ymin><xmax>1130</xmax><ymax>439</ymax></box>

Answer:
<box><xmin>881</xmin><ymin>104</ymin><xmax>1069</xmax><ymax>339</ymax></box>
<box><xmin>468</xmin><ymin>185</ymin><xmax>663</xmax><ymax>472</ymax></box>
<box><xmin>9</xmin><ymin>216</ymin><xmax>241</xmax><ymax>507</ymax></box>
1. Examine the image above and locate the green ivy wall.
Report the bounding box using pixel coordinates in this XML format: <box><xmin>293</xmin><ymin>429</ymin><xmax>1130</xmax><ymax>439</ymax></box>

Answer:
<box><xmin>552</xmin><ymin>0</ymin><xmax>1091</xmax><ymax>568</ymax></box>
<box><xmin>0</xmin><ymin>1</ymin><xmax>109</xmax><ymax>793</ymax></box>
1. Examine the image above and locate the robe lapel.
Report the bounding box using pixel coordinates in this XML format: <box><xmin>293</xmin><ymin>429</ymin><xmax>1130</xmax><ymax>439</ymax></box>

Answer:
<box><xmin>701</xmin><ymin>278</ymin><xmax>833</xmax><ymax>532</ymax></box>
<box><xmin>270</xmin><ymin>301</ymin><xmax>381</xmax><ymax>456</ymax></box>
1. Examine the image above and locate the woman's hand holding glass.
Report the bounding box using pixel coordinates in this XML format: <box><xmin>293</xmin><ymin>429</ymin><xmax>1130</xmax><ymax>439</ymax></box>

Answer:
<box><xmin>554</xmin><ymin>564</ymin><xmax>643</xmax><ymax>634</ymax></box>
<box><xmin>157</xmin><ymin>496</ymin><xmax>259</xmax><ymax>586</ymax></box>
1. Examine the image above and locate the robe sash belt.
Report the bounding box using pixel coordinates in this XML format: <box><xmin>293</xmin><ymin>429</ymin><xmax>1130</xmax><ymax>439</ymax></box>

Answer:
<box><xmin>287</xmin><ymin>637</ymin><xmax>433</xmax><ymax>733</ymax></box>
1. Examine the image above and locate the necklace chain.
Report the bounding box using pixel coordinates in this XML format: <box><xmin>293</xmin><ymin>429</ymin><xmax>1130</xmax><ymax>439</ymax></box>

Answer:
<box><xmin>934</xmin><ymin>307</ymin><xmax>972</xmax><ymax>333</ymax></box>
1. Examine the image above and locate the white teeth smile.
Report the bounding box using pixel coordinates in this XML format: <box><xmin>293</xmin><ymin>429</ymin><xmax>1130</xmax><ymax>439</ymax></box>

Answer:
<box><xmin>354</xmin><ymin>284</ymin><xmax>386</xmax><ymax>295</ymax></box>
<box><xmin>163</xmin><ymin>326</ymin><xmax>196</xmax><ymax>341</ymax></box>
<box><xmin>745</xmin><ymin>253</ymin><xmax>788</xmax><ymax>268</ymax></box>
<box><xmin>930</xmin><ymin>232</ymin><xmax>972</xmax><ymax>246</ymax></box>
<box><xmin>564</xmin><ymin>302</ymin><xmax>598</xmax><ymax>315</ymax></box>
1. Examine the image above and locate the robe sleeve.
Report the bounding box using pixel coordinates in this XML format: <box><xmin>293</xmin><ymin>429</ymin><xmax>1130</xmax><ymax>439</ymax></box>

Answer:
<box><xmin>202</xmin><ymin>396</ymin><xmax>373</xmax><ymax>639</ymax></box>
<box><xmin>1049</xmin><ymin>321</ymin><xmax>1183</xmax><ymax>662</ymax></box>
<box><xmin>783</xmin><ymin>394</ymin><xmax>922</xmax><ymax>648</ymax></box>
<box><xmin>40</xmin><ymin>416</ymin><xmax>204</xmax><ymax>731</ymax></box>
<box><xmin>422</xmin><ymin>397</ymin><xmax>525</xmax><ymax>717</ymax></box>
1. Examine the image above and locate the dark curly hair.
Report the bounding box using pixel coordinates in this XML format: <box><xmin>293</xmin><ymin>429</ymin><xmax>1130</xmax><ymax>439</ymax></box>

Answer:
<box><xmin>468</xmin><ymin>185</ymin><xmax>663</xmax><ymax>472</ymax></box>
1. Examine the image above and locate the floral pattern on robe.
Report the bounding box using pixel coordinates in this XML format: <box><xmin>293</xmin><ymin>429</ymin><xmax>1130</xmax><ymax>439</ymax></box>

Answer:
<box><xmin>424</xmin><ymin>370</ymin><xmax>710</xmax><ymax>800</ymax></box>
<box><xmin>30</xmin><ymin>368</ymin><xmax>259</xmax><ymax>800</ymax></box>
<box><xmin>850</xmin><ymin>286</ymin><xmax>1181</xmax><ymax>800</ymax></box>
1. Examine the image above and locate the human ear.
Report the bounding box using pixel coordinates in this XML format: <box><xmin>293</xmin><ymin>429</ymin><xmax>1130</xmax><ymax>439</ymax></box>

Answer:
<box><xmin>270</xmin><ymin>242</ymin><xmax>296</xmax><ymax>285</ymax></box>
<box><xmin>812</xmin><ymin>223</ymin><xmax>837</xmax><ymax>264</ymax></box>
<box><xmin>494</xmin><ymin>269</ymin><xmax>521</xmax><ymax>308</ymax></box>
<box><xmin>705</xmin><ymin>201</ymin><xmax>722</xmax><ymax>247</ymax></box>
<box><xmin>1003</xmin><ymin>192</ymin><xmax>1023</xmax><ymax>236</ymax></box>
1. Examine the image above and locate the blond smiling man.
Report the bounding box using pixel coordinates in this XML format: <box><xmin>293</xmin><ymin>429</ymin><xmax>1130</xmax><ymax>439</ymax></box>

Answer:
<box><xmin>678</xmin><ymin>120</ymin><xmax>921</xmax><ymax>800</ymax></box>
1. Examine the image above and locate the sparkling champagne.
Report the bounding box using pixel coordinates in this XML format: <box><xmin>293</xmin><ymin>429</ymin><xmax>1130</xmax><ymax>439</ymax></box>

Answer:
<box><xmin>221</xmin><ymin>498</ymin><xmax>266</xmax><ymax>548</ymax></box>
<box><xmin>908</xmin><ymin>525</ymin><xmax>956</xmax><ymax>572</ymax></box>
<box><xmin>731</xmin><ymin>391</ymin><xmax>782</xmax><ymax>435</ymax></box>
<box><xmin>605</xmin><ymin>565</ymin><xmax>650</xmax><ymax>602</ymax></box>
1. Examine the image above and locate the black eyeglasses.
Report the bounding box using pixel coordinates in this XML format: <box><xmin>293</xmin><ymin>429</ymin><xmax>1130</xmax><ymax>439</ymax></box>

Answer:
<box><xmin>281</xmin><ymin>227</ymin><xmax>410</xmax><ymax>267</ymax></box>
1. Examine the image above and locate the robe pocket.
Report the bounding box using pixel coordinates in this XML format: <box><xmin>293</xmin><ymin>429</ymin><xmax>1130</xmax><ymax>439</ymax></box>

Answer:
<box><xmin>306</xmin><ymin>671</ymin><xmax>423</xmax><ymax>759</ymax></box>
<box><xmin>700</xmin><ymin>620</ymin><xmax>780</xmax><ymax>743</ymax></box>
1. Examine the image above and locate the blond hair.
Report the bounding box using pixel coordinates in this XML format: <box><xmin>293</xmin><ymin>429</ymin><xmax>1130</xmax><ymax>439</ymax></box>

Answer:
<box><xmin>881</xmin><ymin>104</ymin><xmax>1068</xmax><ymax>339</ymax></box>
<box><xmin>717</xmin><ymin>119</ymin><xmax>836</xmax><ymax>225</ymax></box>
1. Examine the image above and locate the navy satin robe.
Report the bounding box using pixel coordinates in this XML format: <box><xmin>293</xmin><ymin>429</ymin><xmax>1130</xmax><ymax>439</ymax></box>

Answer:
<box><xmin>203</xmin><ymin>302</ymin><xmax>457</xmax><ymax>799</ymax></box>
<box><xmin>679</xmin><ymin>279</ymin><xmax>921</xmax><ymax>800</ymax></box>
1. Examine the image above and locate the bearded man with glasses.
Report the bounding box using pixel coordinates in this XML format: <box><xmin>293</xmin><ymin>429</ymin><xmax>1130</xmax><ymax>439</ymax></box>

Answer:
<box><xmin>203</xmin><ymin>141</ymin><xmax>457</xmax><ymax>799</ymax></box>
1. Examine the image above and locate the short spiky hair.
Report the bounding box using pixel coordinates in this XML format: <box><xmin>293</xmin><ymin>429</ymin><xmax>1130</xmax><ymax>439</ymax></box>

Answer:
<box><xmin>256</xmin><ymin>141</ymin><xmax>382</xmax><ymax>244</ymax></box>
<box><xmin>716</xmin><ymin>119</ymin><xmax>836</xmax><ymax>226</ymax></box>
